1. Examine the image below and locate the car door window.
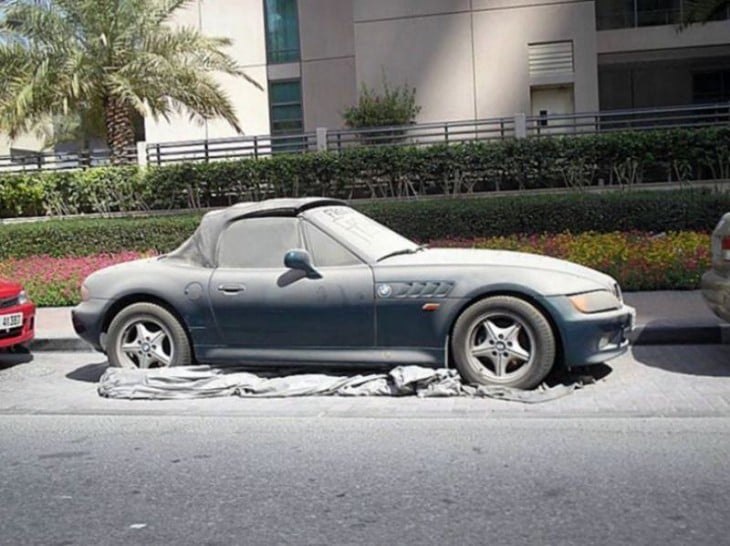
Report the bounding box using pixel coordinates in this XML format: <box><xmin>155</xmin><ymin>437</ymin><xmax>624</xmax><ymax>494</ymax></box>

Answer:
<box><xmin>302</xmin><ymin>221</ymin><xmax>362</xmax><ymax>267</ymax></box>
<box><xmin>218</xmin><ymin>217</ymin><xmax>301</xmax><ymax>268</ymax></box>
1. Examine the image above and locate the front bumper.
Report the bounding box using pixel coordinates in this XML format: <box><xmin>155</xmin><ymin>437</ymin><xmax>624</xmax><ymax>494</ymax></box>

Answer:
<box><xmin>71</xmin><ymin>298</ymin><xmax>110</xmax><ymax>352</ymax></box>
<box><xmin>700</xmin><ymin>269</ymin><xmax>730</xmax><ymax>323</ymax></box>
<box><xmin>544</xmin><ymin>296</ymin><xmax>635</xmax><ymax>369</ymax></box>
<box><xmin>0</xmin><ymin>301</ymin><xmax>35</xmax><ymax>349</ymax></box>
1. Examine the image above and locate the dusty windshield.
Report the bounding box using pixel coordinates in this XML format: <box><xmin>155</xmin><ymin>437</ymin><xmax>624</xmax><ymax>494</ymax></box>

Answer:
<box><xmin>304</xmin><ymin>206</ymin><xmax>417</xmax><ymax>262</ymax></box>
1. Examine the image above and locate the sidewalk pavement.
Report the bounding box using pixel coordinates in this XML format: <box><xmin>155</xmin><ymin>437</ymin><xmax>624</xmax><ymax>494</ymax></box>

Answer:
<box><xmin>27</xmin><ymin>290</ymin><xmax>727</xmax><ymax>352</ymax></box>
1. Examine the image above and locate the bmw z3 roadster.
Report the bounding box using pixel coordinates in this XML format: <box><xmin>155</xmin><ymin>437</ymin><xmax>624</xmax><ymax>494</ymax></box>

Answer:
<box><xmin>72</xmin><ymin>198</ymin><xmax>635</xmax><ymax>389</ymax></box>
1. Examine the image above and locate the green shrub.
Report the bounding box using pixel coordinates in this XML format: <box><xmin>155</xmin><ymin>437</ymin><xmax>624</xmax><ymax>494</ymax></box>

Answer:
<box><xmin>342</xmin><ymin>77</ymin><xmax>421</xmax><ymax>129</ymax></box>
<box><xmin>0</xmin><ymin>190</ymin><xmax>726</xmax><ymax>259</ymax></box>
<box><xmin>1</xmin><ymin>127</ymin><xmax>729</xmax><ymax>218</ymax></box>
<box><xmin>0</xmin><ymin>214</ymin><xmax>201</xmax><ymax>258</ymax></box>
<box><xmin>358</xmin><ymin>189</ymin><xmax>730</xmax><ymax>241</ymax></box>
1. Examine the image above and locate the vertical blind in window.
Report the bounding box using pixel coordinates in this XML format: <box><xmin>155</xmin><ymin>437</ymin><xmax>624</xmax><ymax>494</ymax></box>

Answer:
<box><xmin>265</xmin><ymin>0</ymin><xmax>300</xmax><ymax>64</ymax></box>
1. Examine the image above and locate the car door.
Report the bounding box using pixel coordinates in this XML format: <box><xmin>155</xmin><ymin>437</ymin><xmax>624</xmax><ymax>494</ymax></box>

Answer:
<box><xmin>208</xmin><ymin>215</ymin><xmax>375</xmax><ymax>351</ymax></box>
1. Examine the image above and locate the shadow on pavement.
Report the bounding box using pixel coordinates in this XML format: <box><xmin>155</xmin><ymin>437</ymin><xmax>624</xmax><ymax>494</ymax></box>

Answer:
<box><xmin>545</xmin><ymin>363</ymin><xmax>613</xmax><ymax>387</ymax></box>
<box><xmin>632</xmin><ymin>345</ymin><xmax>730</xmax><ymax>377</ymax></box>
<box><xmin>0</xmin><ymin>346</ymin><xmax>34</xmax><ymax>369</ymax></box>
<box><xmin>66</xmin><ymin>361</ymin><xmax>109</xmax><ymax>383</ymax></box>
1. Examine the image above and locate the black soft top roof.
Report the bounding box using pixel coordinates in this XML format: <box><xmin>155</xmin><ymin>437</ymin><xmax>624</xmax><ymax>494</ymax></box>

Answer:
<box><xmin>165</xmin><ymin>197</ymin><xmax>347</xmax><ymax>267</ymax></box>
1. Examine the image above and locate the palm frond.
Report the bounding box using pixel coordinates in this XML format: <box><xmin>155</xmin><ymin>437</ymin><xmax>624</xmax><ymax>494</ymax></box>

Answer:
<box><xmin>680</xmin><ymin>0</ymin><xmax>730</xmax><ymax>27</ymax></box>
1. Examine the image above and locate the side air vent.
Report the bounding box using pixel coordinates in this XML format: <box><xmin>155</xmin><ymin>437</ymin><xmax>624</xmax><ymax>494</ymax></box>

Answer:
<box><xmin>392</xmin><ymin>281</ymin><xmax>454</xmax><ymax>299</ymax></box>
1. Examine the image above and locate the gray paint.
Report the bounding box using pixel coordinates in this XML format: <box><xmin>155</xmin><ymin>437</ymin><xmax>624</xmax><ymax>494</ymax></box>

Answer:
<box><xmin>72</xmin><ymin>198</ymin><xmax>634</xmax><ymax>372</ymax></box>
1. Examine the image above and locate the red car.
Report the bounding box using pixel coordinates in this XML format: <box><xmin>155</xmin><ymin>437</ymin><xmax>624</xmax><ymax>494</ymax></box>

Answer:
<box><xmin>0</xmin><ymin>278</ymin><xmax>35</xmax><ymax>350</ymax></box>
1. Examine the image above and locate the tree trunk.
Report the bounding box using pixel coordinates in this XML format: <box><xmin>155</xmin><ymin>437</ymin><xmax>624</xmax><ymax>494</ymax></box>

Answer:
<box><xmin>104</xmin><ymin>97</ymin><xmax>136</xmax><ymax>165</ymax></box>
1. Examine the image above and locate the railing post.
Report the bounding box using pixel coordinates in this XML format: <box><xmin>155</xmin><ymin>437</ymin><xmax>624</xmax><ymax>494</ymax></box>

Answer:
<box><xmin>156</xmin><ymin>144</ymin><xmax>161</xmax><ymax>166</ymax></box>
<box><xmin>514</xmin><ymin>113</ymin><xmax>527</xmax><ymax>139</ymax></box>
<box><xmin>204</xmin><ymin>140</ymin><xmax>209</xmax><ymax>163</ymax></box>
<box><xmin>337</xmin><ymin>132</ymin><xmax>342</xmax><ymax>153</ymax></box>
<box><xmin>137</xmin><ymin>141</ymin><xmax>148</xmax><ymax>167</ymax></box>
<box><xmin>316</xmin><ymin>127</ymin><xmax>328</xmax><ymax>152</ymax></box>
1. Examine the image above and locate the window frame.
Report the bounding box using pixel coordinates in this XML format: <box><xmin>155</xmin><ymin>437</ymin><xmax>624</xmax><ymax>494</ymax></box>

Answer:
<box><xmin>268</xmin><ymin>79</ymin><xmax>304</xmax><ymax>136</ymax></box>
<box><xmin>263</xmin><ymin>0</ymin><xmax>301</xmax><ymax>65</ymax></box>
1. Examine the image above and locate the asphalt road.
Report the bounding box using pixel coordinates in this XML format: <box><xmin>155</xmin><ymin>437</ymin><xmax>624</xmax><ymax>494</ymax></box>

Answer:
<box><xmin>1</xmin><ymin>415</ymin><xmax>728</xmax><ymax>546</ymax></box>
<box><xmin>1</xmin><ymin>345</ymin><xmax>729</xmax><ymax>545</ymax></box>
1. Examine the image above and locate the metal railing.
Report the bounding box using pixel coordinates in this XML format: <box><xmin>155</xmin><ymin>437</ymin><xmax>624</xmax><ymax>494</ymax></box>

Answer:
<box><xmin>1</xmin><ymin>102</ymin><xmax>727</xmax><ymax>172</ymax></box>
<box><xmin>595</xmin><ymin>1</ymin><xmax>730</xmax><ymax>30</ymax></box>
<box><xmin>325</xmin><ymin>116</ymin><xmax>516</xmax><ymax>151</ymax></box>
<box><xmin>145</xmin><ymin>132</ymin><xmax>317</xmax><ymax>166</ymax></box>
<box><xmin>526</xmin><ymin>102</ymin><xmax>730</xmax><ymax>136</ymax></box>
<box><xmin>0</xmin><ymin>147</ymin><xmax>136</xmax><ymax>173</ymax></box>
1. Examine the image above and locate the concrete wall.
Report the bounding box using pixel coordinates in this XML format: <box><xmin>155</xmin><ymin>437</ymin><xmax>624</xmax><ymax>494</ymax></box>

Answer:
<box><xmin>597</xmin><ymin>19</ymin><xmax>730</xmax><ymax>55</ymax></box>
<box><xmin>353</xmin><ymin>0</ymin><xmax>599</xmax><ymax>122</ymax></box>
<box><xmin>299</xmin><ymin>0</ymin><xmax>356</xmax><ymax>130</ymax></box>
<box><xmin>144</xmin><ymin>0</ymin><xmax>269</xmax><ymax>144</ymax></box>
<box><xmin>353</xmin><ymin>3</ymin><xmax>476</xmax><ymax>122</ymax></box>
<box><xmin>472</xmin><ymin>0</ymin><xmax>599</xmax><ymax>117</ymax></box>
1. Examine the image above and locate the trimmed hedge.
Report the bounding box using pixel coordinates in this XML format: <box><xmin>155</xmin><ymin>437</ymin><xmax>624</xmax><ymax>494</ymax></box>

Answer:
<box><xmin>1</xmin><ymin>127</ymin><xmax>729</xmax><ymax>218</ymax></box>
<box><xmin>0</xmin><ymin>215</ymin><xmax>201</xmax><ymax>259</ymax></box>
<box><xmin>0</xmin><ymin>189</ymin><xmax>727</xmax><ymax>259</ymax></box>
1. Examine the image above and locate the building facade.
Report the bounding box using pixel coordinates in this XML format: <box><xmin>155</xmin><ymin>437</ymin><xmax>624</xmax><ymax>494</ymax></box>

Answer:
<box><xmin>4</xmin><ymin>0</ymin><xmax>730</xmax><ymax>156</ymax></box>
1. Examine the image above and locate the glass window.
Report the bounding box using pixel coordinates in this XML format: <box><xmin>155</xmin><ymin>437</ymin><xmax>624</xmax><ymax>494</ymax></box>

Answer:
<box><xmin>302</xmin><ymin>221</ymin><xmax>362</xmax><ymax>267</ymax></box>
<box><xmin>304</xmin><ymin>206</ymin><xmax>418</xmax><ymax>263</ymax></box>
<box><xmin>264</xmin><ymin>0</ymin><xmax>300</xmax><ymax>64</ymax></box>
<box><xmin>269</xmin><ymin>80</ymin><xmax>303</xmax><ymax>135</ymax></box>
<box><xmin>217</xmin><ymin>217</ymin><xmax>301</xmax><ymax>268</ymax></box>
<box><xmin>693</xmin><ymin>71</ymin><xmax>730</xmax><ymax>103</ymax></box>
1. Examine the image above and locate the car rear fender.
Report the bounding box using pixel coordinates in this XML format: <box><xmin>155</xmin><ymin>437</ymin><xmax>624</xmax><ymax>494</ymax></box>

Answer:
<box><xmin>100</xmin><ymin>293</ymin><xmax>202</xmax><ymax>360</ymax></box>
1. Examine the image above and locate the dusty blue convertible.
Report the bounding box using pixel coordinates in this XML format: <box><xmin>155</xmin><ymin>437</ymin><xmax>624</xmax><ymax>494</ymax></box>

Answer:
<box><xmin>72</xmin><ymin>198</ymin><xmax>635</xmax><ymax>389</ymax></box>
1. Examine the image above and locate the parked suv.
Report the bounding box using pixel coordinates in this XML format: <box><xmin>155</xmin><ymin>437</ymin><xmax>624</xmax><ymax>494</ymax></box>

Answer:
<box><xmin>701</xmin><ymin>213</ymin><xmax>730</xmax><ymax>322</ymax></box>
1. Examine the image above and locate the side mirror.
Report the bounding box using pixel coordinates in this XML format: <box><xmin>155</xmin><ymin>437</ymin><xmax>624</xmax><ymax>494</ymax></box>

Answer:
<box><xmin>284</xmin><ymin>249</ymin><xmax>321</xmax><ymax>279</ymax></box>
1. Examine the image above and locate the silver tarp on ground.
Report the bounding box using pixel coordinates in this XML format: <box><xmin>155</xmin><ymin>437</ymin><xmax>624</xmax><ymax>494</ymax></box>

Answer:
<box><xmin>98</xmin><ymin>365</ymin><xmax>584</xmax><ymax>402</ymax></box>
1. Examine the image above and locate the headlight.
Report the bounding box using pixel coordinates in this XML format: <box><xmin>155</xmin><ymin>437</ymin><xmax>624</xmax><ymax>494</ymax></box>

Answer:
<box><xmin>568</xmin><ymin>290</ymin><xmax>621</xmax><ymax>314</ymax></box>
<box><xmin>17</xmin><ymin>290</ymin><xmax>29</xmax><ymax>304</ymax></box>
<box><xmin>613</xmin><ymin>283</ymin><xmax>623</xmax><ymax>304</ymax></box>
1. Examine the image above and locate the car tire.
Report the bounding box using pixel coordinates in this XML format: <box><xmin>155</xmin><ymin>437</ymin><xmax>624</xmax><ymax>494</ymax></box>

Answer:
<box><xmin>107</xmin><ymin>302</ymin><xmax>192</xmax><ymax>369</ymax></box>
<box><xmin>451</xmin><ymin>296</ymin><xmax>556</xmax><ymax>389</ymax></box>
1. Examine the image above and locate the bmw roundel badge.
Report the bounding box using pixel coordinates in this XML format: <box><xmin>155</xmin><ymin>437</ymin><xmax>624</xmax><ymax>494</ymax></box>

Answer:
<box><xmin>377</xmin><ymin>284</ymin><xmax>392</xmax><ymax>298</ymax></box>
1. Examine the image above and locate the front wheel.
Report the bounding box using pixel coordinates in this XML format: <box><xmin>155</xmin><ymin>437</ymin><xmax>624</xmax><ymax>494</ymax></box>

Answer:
<box><xmin>451</xmin><ymin>296</ymin><xmax>556</xmax><ymax>389</ymax></box>
<box><xmin>106</xmin><ymin>302</ymin><xmax>192</xmax><ymax>369</ymax></box>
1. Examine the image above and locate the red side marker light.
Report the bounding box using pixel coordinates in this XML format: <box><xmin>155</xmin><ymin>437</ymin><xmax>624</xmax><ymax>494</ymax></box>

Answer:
<box><xmin>422</xmin><ymin>303</ymin><xmax>441</xmax><ymax>312</ymax></box>
<box><xmin>723</xmin><ymin>237</ymin><xmax>730</xmax><ymax>261</ymax></box>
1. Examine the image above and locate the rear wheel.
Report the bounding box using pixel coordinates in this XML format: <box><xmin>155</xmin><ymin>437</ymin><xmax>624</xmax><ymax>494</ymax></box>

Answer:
<box><xmin>107</xmin><ymin>302</ymin><xmax>191</xmax><ymax>369</ymax></box>
<box><xmin>451</xmin><ymin>296</ymin><xmax>555</xmax><ymax>389</ymax></box>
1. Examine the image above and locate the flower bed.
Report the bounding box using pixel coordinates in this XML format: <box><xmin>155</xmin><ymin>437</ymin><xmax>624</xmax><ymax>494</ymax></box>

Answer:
<box><xmin>0</xmin><ymin>232</ymin><xmax>711</xmax><ymax>307</ymax></box>
<box><xmin>0</xmin><ymin>251</ymin><xmax>156</xmax><ymax>307</ymax></box>
<box><xmin>430</xmin><ymin>231</ymin><xmax>711</xmax><ymax>291</ymax></box>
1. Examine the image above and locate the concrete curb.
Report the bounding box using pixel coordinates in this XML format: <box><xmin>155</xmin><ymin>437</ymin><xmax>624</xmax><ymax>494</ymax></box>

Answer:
<box><xmin>629</xmin><ymin>325</ymin><xmax>727</xmax><ymax>345</ymax></box>
<box><xmin>30</xmin><ymin>338</ymin><xmax>96</xmax><ymax>352</ymax></box>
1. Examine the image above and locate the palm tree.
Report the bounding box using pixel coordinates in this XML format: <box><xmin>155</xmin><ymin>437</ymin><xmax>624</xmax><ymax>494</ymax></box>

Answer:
<box><xmin>0</xmin><ymin>0</ymin><xmax>261</xmax><ymax>163</ymax></box>
<box><xmin>681</xmin><ymin>0</ymin><xmax>730</xmax><ymax>25</ymax></box>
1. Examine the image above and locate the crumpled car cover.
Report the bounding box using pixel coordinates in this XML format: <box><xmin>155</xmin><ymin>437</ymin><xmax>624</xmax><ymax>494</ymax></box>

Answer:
<box><xmin>98</xmin><ymin>365</ymin><xmax>584</xmax><ymax>402</ymax></box>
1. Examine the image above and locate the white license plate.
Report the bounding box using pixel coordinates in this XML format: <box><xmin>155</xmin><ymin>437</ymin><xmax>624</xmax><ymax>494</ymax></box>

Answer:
<box><xmin>0</xmin><ymin>312</ymin><xmax>22</xmax><ymax>329</ymax></box>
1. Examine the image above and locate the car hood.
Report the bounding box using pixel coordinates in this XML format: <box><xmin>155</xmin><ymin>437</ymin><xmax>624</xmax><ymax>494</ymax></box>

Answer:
<box><xmin>0</xmin><ymin>278</ymin><xmax>23</xmax><ymax>298</ymax></box>
<box><xmin>378</xmin><ymin>248</ymin><xmax>616</xmax><ymax>290</ymax></box>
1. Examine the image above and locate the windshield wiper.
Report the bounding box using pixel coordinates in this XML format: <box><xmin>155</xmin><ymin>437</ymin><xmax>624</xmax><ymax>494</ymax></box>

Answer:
<box><xmin>377</xmin><ymin>245</ymin><xmax>428</xmax><ymax>262</ymax></box>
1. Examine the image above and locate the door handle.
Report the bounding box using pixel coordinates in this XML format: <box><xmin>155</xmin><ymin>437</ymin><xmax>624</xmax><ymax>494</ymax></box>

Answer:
<box><xmin>217</xmin><ymin>283</ymin><xmax>246</xmax><ymax>294</ymax></box>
